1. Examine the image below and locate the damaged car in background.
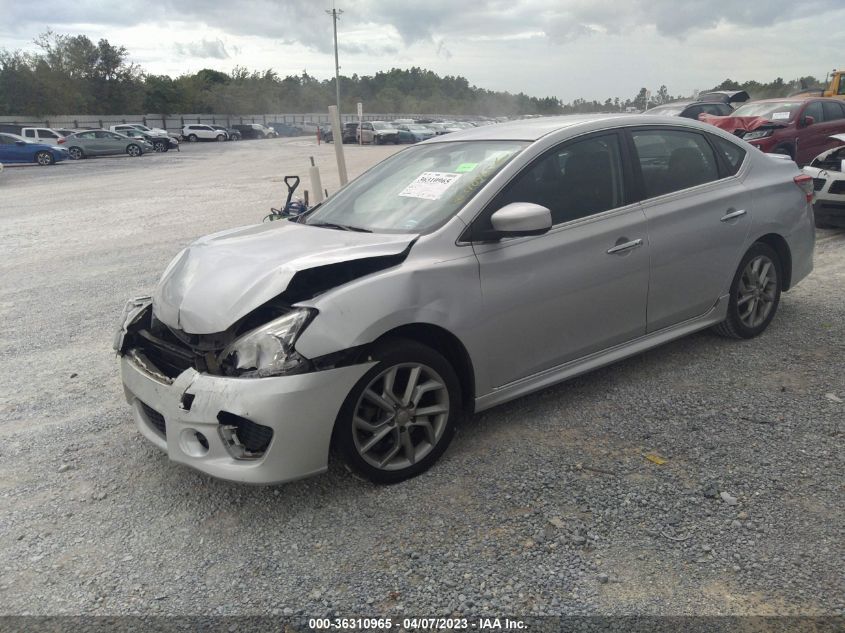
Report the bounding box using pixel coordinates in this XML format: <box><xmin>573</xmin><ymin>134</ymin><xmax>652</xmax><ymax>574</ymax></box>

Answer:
<box><xmin>701</xmin><ymin>97</ymin><xmax>845</xmax><ymax>165</ymax></box>
<box><xmin>803</xmin><ymin>133</ymin><xmax>845</xmax><ymax>228</ymax></box>
<box><xmin>116</xmin><ymin>114</ymin><xmax>814</xmax><ymax>485</ymax></box>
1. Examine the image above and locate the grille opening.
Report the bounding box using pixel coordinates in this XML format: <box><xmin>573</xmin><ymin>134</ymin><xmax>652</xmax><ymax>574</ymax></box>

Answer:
<box><xmin>140</xmin><ymin>401</ymin><xmax>166</xmax><ymax>437</ymax></box>
<box><xmin>829</xmin><ymin>180</ymin><xmax>845</xmax><ymax>195</ymax></box>
<box><xmin>813</xmin><ymin>178</ymin><xmax>826</xmax><ymax>192</ymax></box>
<box><xmin>218</xmin><ymin>411</ymin><xmax>273</xmax><ymax>459</ymax></box>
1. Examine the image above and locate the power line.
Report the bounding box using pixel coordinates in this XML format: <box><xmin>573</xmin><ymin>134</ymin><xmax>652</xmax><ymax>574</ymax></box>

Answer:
<box><xmin>326</xmin><ymin>5</ymin><xmax>343</xmax><ymax>114</ymax></box>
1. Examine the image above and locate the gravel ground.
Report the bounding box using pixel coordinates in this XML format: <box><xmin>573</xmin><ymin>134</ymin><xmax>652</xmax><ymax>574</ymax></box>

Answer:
<box><xmin>0</xmin><ymin>138</ymin><xmax>843</xmax><ymax>618</ymax></box>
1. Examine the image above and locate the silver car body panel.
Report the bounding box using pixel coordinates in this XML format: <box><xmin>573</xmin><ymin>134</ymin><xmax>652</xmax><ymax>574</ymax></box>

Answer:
<box><xmin>120</xmin><ymin>351</ymin><xmax>375</xmax><ymax>483</ymax></box>
<box><xmin>124</xmin><ymin>114</ymin><xmax>815</xmax><ymax>483</ymax></box>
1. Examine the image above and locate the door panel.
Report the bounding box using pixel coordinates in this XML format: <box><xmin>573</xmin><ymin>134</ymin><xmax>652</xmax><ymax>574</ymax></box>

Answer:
<box><xmin>628</xmin><ymin>127</ymin><xmax>752</xmax><ymax>331</ymax></box>
<box><xmin>473</xmin><ymin>208</ymin><xmax>650</xmax><ymax>388</ymax></box>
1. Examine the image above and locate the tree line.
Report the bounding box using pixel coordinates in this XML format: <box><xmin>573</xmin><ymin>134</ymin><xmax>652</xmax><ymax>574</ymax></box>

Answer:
<box><xmin>0</xmin><ymin>32</ymin><xmax>829</xmax><ymax>117</ymax></box>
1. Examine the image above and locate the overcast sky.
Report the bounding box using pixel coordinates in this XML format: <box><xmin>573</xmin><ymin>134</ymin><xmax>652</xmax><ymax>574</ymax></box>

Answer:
<box><xmin>1</xmin><ymin>0</ymin><xmax>843</xmax><ymax>102</ymax></box>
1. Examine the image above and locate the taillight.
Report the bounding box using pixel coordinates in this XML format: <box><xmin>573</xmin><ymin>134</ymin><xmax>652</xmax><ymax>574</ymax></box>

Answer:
<box><xmin>57</xmin><ymin>137</ymin><xmax>66</xmax><ymax>144</ymax></box>
<box><xmin>793</xmin><ymin>174</ymin><xmax>814</xmax><ymax>202</ymax></box>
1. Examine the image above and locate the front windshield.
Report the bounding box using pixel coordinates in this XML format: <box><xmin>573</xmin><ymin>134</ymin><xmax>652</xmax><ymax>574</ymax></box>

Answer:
<box><xmin>407</xmin><ymin>125</ymin><xmax>428</xmax><ymax>131</ymax></box>
<box><xmin>732</xmin><ymin>101</ymin><xmax>803</xmax><ymax>121</ymax></box>
<box><xmin>647</xmin><ymin>104</ymin><xmax>686</xmax><ymax>116</ymax></box>
<box><xmin>372</xmin><ymin>122</ymin><xmax>392</xmax><ymax>130</ymax></box>
<box><xmin>304</xmin><ymin>140</ymin><xmax>527</xmax><ymax>233</ymax></box>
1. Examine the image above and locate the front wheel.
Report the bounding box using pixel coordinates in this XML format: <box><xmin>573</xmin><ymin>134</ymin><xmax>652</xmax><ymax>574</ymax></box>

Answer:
<box><xmin>712</xmin><ymin>243</ymin><xmax>782</xmax><ymax>339</ymax></box>
<box><xmin>126</xmin><ymin>143</ymin><xmax>142</xmax><ymax>157</ymax></box>
<box><xmin>216</xmin><ymin>134</ymin><xmax>225</xmax><ymax>142</ymax></box>
<box><xmin>153</xmin><ymin>141</ymin><xmax>167</xmax><ymax>152</ymax></box>
<box><xmin>335</xmin><ymin>339</ymin><xmax>461</xmax><ymax>484</ymax></box>
<box><xmin>36</xmin><ymin>151</ymin><xmax>54</xmax><ymax>166</ymax></box>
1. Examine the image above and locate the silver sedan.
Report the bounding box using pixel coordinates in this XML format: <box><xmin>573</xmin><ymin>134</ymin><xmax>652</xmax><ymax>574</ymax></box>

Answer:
<box><xmin>116</xmin><ymin>114</ymin><xmax>815</xmax><ymax>485</ymax></box>
<box><xmin>63</xmin><ymin>129</ymin><xmax>153</xmax><ymax>159</ymax></box>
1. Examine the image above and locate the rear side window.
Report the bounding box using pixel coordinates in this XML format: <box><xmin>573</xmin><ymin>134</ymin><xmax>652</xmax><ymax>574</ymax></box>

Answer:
<box><xmin>631</xmin><ymin>129</ymin><xmax>720</xmax><ymax>198</ymax></box>
<box><xmin>709</xmin><ymin>135</ymin><xmax>746</xmax><ymax>176</ymax></box>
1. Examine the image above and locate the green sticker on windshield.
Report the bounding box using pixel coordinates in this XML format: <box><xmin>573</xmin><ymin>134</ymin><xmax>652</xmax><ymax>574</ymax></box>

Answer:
<box><xmin>455</xmin><ymin>162</ymin><xmax>478</xmax><ymax>173</ymax></box>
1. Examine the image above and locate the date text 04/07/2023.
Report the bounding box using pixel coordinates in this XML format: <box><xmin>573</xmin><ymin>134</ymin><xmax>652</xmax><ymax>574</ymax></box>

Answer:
<box><xmin>308</xmin><ymin>617</ymin><xmax>527</xmax><ymax>630</ymax></box>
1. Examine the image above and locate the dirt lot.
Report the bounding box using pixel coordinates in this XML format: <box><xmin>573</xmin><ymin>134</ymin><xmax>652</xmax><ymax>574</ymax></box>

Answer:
<box><xmin>0</xmin><ymin>138</ymin><xmax>843</xmax><ymax>619</ymax></box>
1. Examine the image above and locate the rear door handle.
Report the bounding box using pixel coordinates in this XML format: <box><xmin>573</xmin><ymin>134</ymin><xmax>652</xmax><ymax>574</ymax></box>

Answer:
<box><xmin>720</xmin><ymin>209</ymin><xmax>747</xmax><ymax>222</ymax></box>
<box><xmin>606</xmin><ymin>238</ymin><xmax>643</xmax><ymax>255</ymax></box>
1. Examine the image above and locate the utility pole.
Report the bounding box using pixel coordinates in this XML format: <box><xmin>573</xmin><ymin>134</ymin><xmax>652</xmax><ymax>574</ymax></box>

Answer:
<box><xmin>326</xmin><ymin>3</ymin><xmax>343</xmax><ymax>116</ymax></box>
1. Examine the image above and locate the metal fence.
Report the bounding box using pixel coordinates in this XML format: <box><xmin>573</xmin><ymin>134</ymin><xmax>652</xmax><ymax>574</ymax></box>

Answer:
<box><xmin>0</xmin><ymin>112</ymin><xmax>451</xmax><ymax>135</ymax></box>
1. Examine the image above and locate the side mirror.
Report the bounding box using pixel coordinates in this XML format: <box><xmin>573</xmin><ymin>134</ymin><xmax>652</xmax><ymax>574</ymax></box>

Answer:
<box><xmin>802</xmin><ymin>115</ymin><xmax>815</xmax><ymax>127</ymax></box>
<box><xmin>15</xmin><ymin>140</ymin><xmax>26</xmax><ymax>146</ymax></box>
<box><xmin>489</xmin><ymin>202</ymin><xmax>552</xmax><ymax>238</ymax></box>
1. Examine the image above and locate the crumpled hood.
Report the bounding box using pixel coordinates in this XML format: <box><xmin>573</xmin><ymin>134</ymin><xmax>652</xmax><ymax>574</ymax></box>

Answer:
<box><xmin>153</xmin><ymin>221</ymin><xmax>416</xmax><ymax>334</ymax></box>
<box><xmin>699</xmin><ymin>114</ymin><xmax>789</xmax><ymax>134</ymax></box>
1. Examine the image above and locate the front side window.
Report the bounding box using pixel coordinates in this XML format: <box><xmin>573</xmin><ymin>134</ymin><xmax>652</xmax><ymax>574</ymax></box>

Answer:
<box><xmin>486</xmin><ymin>134</ymin><xmax>627</xmax><ymax>228</ymax></box>
<box><xmin>822</xmin><ymin>101</ymin><xmax>843</xmax><ymax>121</ymax></box>
<box><xmin>304</xmin><ymin>140</ymin><xmax>526</xmax><ymax>234</ymax></box>
<box><xmin>803</xmin><ymin>101</ymin><xmax>824</xmax><ymax>124</ymax></box>
<box><xmin>24</xmin><ymin>129</ymin><xmax>35</xmax><ymax>137</ymax></box>
<box><xmin>632</xmin><ymin>129</ymin><xmax>720</xmax><ymax>198</ymax></box>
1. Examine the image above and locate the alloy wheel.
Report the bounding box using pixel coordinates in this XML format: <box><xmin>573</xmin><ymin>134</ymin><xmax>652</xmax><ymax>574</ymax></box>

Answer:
<box><xmin>737</xmin><ymin>255</ymin><xmax>777</xmax><ymax>328</ymax></box>
<box><xmin>36</xmin><ymin>152</ymin><xmax>53</xmax><ymax>166</ymax></box>
<box><xmin>352</xmin><ymin>363</ymin><xmax>450</xmax><ymax>471</ymax></box>
<box><xmin>68</xmin><ymin>147</ymin><xmax>82</xmax><ymax>160</ymax></box>
<box><xmin>127</xmin><ymin>144</ymin><xmax>141</xmax><ymax>157</ymax></box>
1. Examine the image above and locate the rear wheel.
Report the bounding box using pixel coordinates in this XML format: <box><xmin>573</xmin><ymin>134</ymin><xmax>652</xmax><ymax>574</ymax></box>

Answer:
<box><xmin>216</xmin><ymin>134</ymin><xmax>225</xmax><ymax>142</ymax></box>
<box><xmin>126</xmin><ymin>143</ymin><xmax>142</xmax><ymax>157</ymax></box>
<box><xmin>713</xmin><ymin>243</ymin><xmax>782</xmax><ymax>339</ymax></box>
<box><xmin>335</xmin><ymin>339</ymin><xmax>461</xmax><ymax>484</ymax></box>
<box><xmin>188</xmin><ymin>134</ymin><xmax>198</xmax><ymax>142</ymax></box>
<box><xmin>68</xmin><ymin>147</ymin><xmax>83</xmax><ymax>160</ymax></box>
<box><xmin>35</xmin><ymin>151</ymin><xmax>54</xmax><ymax>166</ymax></box>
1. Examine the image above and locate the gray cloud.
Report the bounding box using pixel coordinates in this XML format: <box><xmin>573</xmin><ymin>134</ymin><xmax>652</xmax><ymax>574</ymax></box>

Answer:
<box><xmin>2</xmin><ymin>0</ymin><xmax>844</xmax><ymax>64</ymax></box>
<box><xmin>173</xmin><ymin>38</ymin><xmax>230</xmax><ymax>59</ymax></box>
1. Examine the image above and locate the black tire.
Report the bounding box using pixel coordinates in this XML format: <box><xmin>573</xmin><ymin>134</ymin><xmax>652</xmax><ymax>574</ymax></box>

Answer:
<box><xmin>68</xmin><ymin>146</ymin><xmax>83</xmax><ymax>160</ymax></box>
<box><xmin>126</xmin><ymin>143</ymin><xmax>142</xmax><ymax>157</ymax></box>
<box><xmin>153</xmin><ymin>141</ymin><xmax>167</xmax><ymax>152</ymax></box>
<box><xmin>188</xmin><ymin>134</ymin><xmax>198</xmax><ymax>142</ymax></box>
<box><xmin>216</xmin><ymin>134</ymin><xmax>225</xmax><ymax>142</ymax></box>
<box><xmin>712</xmin><ymin>242</ymin><xmax>782</xmax><ymax>339</ymax></box>
<box><xmin>334</xmin><ymin>338</ymin><xmax>462</xmax><ymax>484</ymax></box>
<box><xmin>35</xmin><ymin>151</ymin><xmax>54</xmax><ymax>166</ymax></box>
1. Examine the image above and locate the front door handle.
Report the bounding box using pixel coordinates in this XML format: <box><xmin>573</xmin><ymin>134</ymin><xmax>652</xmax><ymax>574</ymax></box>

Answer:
<box><xmin>720</xmin><ymin>209</ymin><xmax>747</xmax><ymax>222</ymax></box>
<box><xmin>606</xmin><ymin>238</ymin><xmax>643</xmax><ymax>255</ymax></box>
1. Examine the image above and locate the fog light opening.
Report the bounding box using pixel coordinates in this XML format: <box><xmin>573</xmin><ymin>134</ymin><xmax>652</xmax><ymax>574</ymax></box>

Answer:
<box><xmin>217</xmin><ymin>411</ymin><xmax>273</xmax><ymax>460</ymax></box>
<box><xmin>179</xmin><ymin>428</ymin><xmax>210</xmax><ymax>457</ymax></box>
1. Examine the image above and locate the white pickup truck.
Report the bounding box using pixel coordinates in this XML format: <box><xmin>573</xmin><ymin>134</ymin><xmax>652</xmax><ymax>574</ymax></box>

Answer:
<box><xmin>20</xmin><ymin>127</ymin><xmax>66</xmax><ymax>145</ymax></box>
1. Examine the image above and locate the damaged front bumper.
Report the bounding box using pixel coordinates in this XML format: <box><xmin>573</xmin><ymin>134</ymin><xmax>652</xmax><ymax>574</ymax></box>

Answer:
<box><xmin>120</xmin><ymin>349</ymin><xmax>372</xmax><ymax>484</ymax></box>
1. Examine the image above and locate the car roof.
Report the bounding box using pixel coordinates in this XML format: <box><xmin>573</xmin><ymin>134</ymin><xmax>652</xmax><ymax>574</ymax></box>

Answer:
<box><xmin>425</xmin><ymin>113</ymin><xmax>727</xmax><ymax>143</ymax></box>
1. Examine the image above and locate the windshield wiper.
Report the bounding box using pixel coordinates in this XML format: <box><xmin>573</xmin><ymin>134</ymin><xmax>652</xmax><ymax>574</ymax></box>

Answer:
<box><xmin>308</xmin><ymin>221</ymin><xmax>372</xmax><ymax>233</ymax></box>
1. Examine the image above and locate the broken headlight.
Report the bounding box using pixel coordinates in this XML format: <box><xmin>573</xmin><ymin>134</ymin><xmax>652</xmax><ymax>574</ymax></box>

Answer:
<box><xmin>742</xmin><ymin>129</ymin><xmax>774</xmax><ymax>141</ymax></box>
<box><xmin>222</xmin><ymin>308</ymin><xmax>314</xmax><ymax>378</ymax></box>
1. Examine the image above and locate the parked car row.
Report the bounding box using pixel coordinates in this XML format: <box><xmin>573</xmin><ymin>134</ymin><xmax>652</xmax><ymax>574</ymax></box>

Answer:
<box><xmin>322</xmin><ymin>117</ymin><xmax>503</xmax><ymax>145</ymax></box>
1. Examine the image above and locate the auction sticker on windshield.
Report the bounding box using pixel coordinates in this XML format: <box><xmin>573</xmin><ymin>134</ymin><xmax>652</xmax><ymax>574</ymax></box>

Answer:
<box><xmin>771</xmin><ymin>112</ymin><xmax>791</xmax><ymax>120</ymax></box>
<box><xmin>399</xmin><ymin>172</ymin><xmax>462</xmax><ymax>200</ymax></box>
